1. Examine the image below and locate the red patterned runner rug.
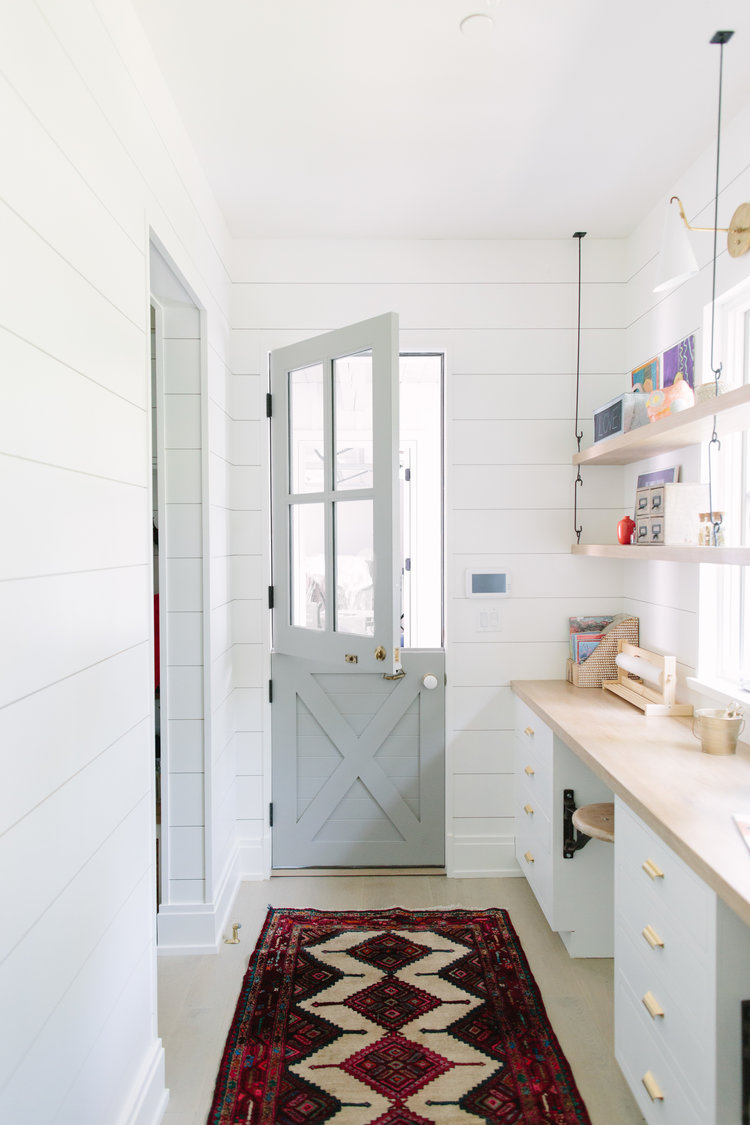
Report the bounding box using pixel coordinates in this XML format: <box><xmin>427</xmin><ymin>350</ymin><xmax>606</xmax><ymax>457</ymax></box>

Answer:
<box><xmin>206</xmin><ymin>907</ymin><xmax>592</xmax><ymax>1125</ymax></box>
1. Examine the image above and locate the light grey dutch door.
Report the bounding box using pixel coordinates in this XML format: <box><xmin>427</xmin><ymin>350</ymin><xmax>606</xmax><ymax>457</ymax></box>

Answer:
<box><xmin>270</xmin><ymin>314</ymin><xmax>445</xmax><ymax>868</ymax></box>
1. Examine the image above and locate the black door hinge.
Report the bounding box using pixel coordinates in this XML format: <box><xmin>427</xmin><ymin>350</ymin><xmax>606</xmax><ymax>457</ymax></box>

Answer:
<box><xmin>269</xmin><ymin>679</ymin><xmax>273</xmax><ymax>703</ymax></box>
<box><xmin>266</xmin><ymin>392</ymin><xmax>273</xmax><ymax>418</ymax></box>
<box><xmin>269</xmin><ymin>802</ymin><xmax>273</xmax><ymax>827</ymax></box>
<box><xmin>405</xmin><ymin>467</ymin><xmax>411</xmax><ymax>482</ymax></box>
<box><xmin>405</xmin><ymin>557</ymin><xmax>411</xmax><ymax>571</ymax></box>
<box><xmin>268</xmin><ymin>585</ymin><xmax>274</xmax><ymax>609</ymax></box>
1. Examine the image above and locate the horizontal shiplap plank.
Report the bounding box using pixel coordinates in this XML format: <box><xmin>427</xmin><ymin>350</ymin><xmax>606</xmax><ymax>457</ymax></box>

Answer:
<box><xmin>233</xmin><ymin>326</ymin><xmax>626</xmax><ymax>378</ymax></box>
<box><xmin>451</xmin><ymin>419</ymin><xmax>573</xmax><ymax>465</ymax></box>
<box><xmin>0</xmin><ymin>329</ymin><xmax>148</xmax><ymax>483</ymax></box>
<box><xmin>449</xmin><ymin>641</ymin><xmax>569</xmax><ymax>687</ymax></box>
<box><xmin>231</xmin><ymin>237</ymin><xmax>626</xmax><ymax>285</ymax></box>
<box><xmin>0</xmin><ymin>805</ymin><xmax>150</xmax><ymax>1102</ymax></box>
<box><xmin>449</xmin><ymin>507</ymin><xmax>618</xmax><ymax>553</ymax></box>
<box><xmin>450</xmin><ymin>464</ymin><xmax>622</xmax><ymax>510</ymax></box>
<box><xmin>449</xmin><ymin>596</ymin><xmax>626</xmax><ymax>645</ymax></box>
<box><xmin>447</xmin><ymin>685</ymin><xmax>515</xmax><ymax>732</ymax></box>
<box><xmin>0</xmin><ymin>568</ymin><xmax>149</xmax><ymax>708</ymax></box>
<box><xmin>2</xmin><ymin>457</ymin><xmax>148</xmax><ymax>580</ymax></box>
<box><xmin>0</xmin><ymin>646</ymin><xmax>150</xmax><ymax>835</ymax></box>
<box><xmin>0</xmin><ymin>721</ymin><xmax>150</xmax><ymax>962</ymax></box>
<box><xmin>449</xmin><ymin>373</ymin><xmax>627</xmax><ymax>421</ymax></box>
<box><xmin>0</xmin><ymin>201</ymin><xmax>146</xmax><ymax>407</ymax></box>
<box><xmin>232</xmin><ymin>280</ymin><xmax>624</xmax><ymax>332</ymax></box>
<box><xmin>0</xmin><ymin>71</ymin><xmax>145</xmax><ymax>325</ymax></box>
<box><xmin>450</xmin><ymin>730</ymin><xmax>515</xmax><ymax>773</ymax></box>
<box><xmin>453</xmin><ymin>774</ymin><xmax>514</xmax><ymax>818</ymax></box>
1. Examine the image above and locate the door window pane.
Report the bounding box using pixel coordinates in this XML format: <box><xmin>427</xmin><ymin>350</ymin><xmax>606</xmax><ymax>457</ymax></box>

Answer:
<box><xmin>334</xmin><ymin>352</ymin><xmax>373</xmax><ymax>491</ymax></box>
<box><xmin>290</xmin><ymin>503</ymin><xmax>326</xmax><ymax>630</ymax></box>
<box><xmin>335</xmin><ymin>499</ymin><xmax>374</xmax><ymax>636</ymax></box>
<box><xmin>289</xmin><ymin>364</ymin><xmax>324</xmax><ymax>494</ymax></box>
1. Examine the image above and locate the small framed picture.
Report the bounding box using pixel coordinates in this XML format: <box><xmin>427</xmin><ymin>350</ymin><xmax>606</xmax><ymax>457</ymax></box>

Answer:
<box><xmin>632</xmin><ymin>356</ymin><xmax>660</xmax><ymax>394</ymax></box>
<box><xmin>636</xmin><ymin>465</ymin><xmax>679</xmax><ymax>489</ymax></box>
<box><xmin>663</xmin><ymin>334</ymin><xmax>695</xmax><ymax>388</ymax></box>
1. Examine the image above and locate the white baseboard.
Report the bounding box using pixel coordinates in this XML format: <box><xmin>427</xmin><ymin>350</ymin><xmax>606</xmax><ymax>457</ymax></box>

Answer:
<box><xmin>449</xmin><ymin>835</ymin><xmax>521</xmax><ymax>878</ymax></box>
<box><xmin>117</xmin><ymin>1039</ymin><xmax>168</xmax><ymax>1125</ymax></box>
<box><xmin>157</xmin><ymin>837</ymin><xmax>266</xmax><ymax>953</ymax></box>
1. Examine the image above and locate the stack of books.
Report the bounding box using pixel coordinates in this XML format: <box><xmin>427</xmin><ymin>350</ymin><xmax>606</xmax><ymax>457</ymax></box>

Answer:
<box><xmin>569</xmin><ymin>616</ymin><xmax>615</xmax><ymax>664</ymax></box>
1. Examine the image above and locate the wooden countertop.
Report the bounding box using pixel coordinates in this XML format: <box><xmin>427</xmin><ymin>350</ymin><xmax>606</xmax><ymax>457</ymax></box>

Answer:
<box><xmin>511</xmin><ymin>679</ymin><xmax>750</xmax><ymax>929</ymax></box>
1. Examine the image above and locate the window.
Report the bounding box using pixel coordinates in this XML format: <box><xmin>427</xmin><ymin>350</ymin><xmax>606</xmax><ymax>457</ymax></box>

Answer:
<box><xmin>698</xmin><ymin>282</ymin><xmax>750</xmax><ymax>695</ymax></box>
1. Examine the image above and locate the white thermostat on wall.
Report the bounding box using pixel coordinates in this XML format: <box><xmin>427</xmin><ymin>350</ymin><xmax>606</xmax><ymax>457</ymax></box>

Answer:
<box><xmin>465</xmin><ymin>569</ymin><xmax>511</xmax><ymax>597</ymax></box>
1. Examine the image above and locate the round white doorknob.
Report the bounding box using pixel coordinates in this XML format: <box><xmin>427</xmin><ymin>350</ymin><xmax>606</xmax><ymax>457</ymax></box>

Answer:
<box><xmin>422</xmin><ymin>674</ymin><xmax>438</xmax><ymax>690</ymax></box>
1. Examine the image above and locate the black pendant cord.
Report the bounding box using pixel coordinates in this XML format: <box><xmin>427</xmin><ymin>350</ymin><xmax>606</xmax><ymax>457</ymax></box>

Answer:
<box><xmin>707</xmin><ymin>31</ymin><xmax>733</xmax><ymax>544</ymax></box>
<box><xmin>573</xmin><ymin>232</ymin><xmax>586</xmax><ymax>544</ymax></box>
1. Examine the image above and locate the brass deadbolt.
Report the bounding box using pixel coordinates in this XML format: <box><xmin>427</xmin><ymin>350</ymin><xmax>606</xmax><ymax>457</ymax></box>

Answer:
<box><xmin>374</xmin><ymin>646</ymin><xmax>386</xmax><ymax>661</ymax></box>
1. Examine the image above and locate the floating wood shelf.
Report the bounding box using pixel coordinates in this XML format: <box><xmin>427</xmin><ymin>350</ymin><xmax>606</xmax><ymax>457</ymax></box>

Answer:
<box><xmin>571</xmin><ymin>543</ymin><xmax>750</xmax><ymax>564</ymax></box>
<box><xmin>573</xmin><ymin>384</ymin><xmax>750</xmax><ymax>467</ymax></box>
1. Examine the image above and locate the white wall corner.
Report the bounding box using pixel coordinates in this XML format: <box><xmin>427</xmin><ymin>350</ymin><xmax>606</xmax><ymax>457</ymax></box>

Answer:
<box><xmin>116</xmin><ymin>1039</ymin><xmax>168</xmax><ymax>1125</ymax></box>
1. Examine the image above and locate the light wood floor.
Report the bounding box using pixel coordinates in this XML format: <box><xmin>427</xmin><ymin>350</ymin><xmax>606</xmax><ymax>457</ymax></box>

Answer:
<box><xmin>158</xmin><ymin>875</ymin><xmax>645</xmax><ymax>1125</ymax></box>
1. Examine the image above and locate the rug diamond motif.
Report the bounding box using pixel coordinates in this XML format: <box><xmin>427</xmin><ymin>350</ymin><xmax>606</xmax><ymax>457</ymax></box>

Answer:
<box><xmin>340</xmin><ymin>1031</ymin><xmax>453</xmax><ymax>1100</ymax></box>
<box><xmin>347</xmin><ymin>931</ymin><xmax>430</xmax><ymax>972</ymax></box>
<box><xmin>344</xmin><ymin>977</ymin><xmax>441</xmax><ymax>1031</ymax></box>
<box><xmin>207</xmin><ymin>907</ymin><xmax>593</xmax><ymax>1125</ymax></box>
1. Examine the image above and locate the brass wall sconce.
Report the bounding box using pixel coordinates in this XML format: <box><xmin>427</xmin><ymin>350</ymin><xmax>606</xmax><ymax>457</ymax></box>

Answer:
<box><xmin>669</xmin><ymin>194</ymin><xmax>750</xmax><ymax>259</ymax></box>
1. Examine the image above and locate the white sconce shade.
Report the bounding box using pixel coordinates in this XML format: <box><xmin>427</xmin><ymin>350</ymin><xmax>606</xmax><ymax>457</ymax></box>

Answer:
<box><xmin>653</xmin><ymin>198</ymin><xmax>699</xmax><ymax>293</ymax></box>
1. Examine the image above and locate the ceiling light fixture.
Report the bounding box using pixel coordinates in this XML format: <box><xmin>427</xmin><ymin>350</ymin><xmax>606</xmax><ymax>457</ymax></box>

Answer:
<box><xmin>653</xmin><ymin>31</ymin><xmax>750</xmax><ymax>294</ymax></box>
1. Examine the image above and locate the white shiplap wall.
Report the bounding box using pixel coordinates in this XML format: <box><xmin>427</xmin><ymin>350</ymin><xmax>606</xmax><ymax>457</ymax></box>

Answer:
<box><xmin>0</xmin><ymin>2</ymin><xmax>231</xmax><ymax>1122</ymax></box>
<box><xmin>622</xmin><ymin>101</ymin><xmax>750</xmax><ymax>692</ymax></box>
<box><xmin>229</xmin><ymin>237</ymin><xmax>628</xmax><ymax>878</ymax></box>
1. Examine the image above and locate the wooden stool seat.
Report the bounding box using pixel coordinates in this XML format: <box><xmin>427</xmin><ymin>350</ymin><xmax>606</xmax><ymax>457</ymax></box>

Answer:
<box><xmin>571</xmin><ymin>802</ymin><xmax>615</xmax><ymax>843</ymax></box>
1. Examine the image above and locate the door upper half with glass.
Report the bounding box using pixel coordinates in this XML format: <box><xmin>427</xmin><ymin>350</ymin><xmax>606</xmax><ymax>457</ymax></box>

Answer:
<box><xmin>271</xmin><ymin>313</ymin><xmax>402</xmax><ymax>673</ymax></box>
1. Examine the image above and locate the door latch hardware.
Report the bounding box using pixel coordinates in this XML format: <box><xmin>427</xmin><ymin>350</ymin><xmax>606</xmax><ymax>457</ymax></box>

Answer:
<box><xmin>345</xmin><ymin>653</ymin><xmax>358</xmax><ymax>664</ymax></box>
<box><xmin>374</xmin><ymin>646</ymin><xmax>386</xmax><ymax>661</ymax></box>
<box><xmin>563</xmin><ymin>789</ymin><xmax>591</xmax><ymax>858</ymax></box>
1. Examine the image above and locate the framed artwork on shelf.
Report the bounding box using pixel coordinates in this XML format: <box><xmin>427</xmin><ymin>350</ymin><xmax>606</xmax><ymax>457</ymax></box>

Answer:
<box><xmin>636</xmin><ymin>466</ymin><xmax>679</xmax><ymax>489</ymax></box>
<box><xmin>632</xmin><ymin>356</ymin><xmax>659</xmax><ymax>394</ymax></box>
<box><xmin>663</xmin><ymin>334</ymin><xmax>695</xmax><ymax>388</ymax></box>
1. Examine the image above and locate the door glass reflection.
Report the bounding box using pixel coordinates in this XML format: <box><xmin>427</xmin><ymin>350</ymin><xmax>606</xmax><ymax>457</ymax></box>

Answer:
<box><xmin>289</xmin><ymin>364</ymin><xmax>324</xmax><ymax>494</ymax></box>
<box><xmin>334</xmin><ymin>352</ymin><xmax>373</xmax><ymax>491</ymax></box>
<box><xmin>290</xmin><ymin>503</ymin><xmax>326</xmax><ymax>630</ymax></box>
<box><xmin>335</xmin><ymin>499</ymin><xmax>374</xmax><ymax>636</ymax></box>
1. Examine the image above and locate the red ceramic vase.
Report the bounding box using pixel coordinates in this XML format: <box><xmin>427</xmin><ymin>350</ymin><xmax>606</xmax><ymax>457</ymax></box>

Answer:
<box><xmin>617</xmin><ymin>515</ymin><xmax>636</xmax><ymax>545</ymax></box>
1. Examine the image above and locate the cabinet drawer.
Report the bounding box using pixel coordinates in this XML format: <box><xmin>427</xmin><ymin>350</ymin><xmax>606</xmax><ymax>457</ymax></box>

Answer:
<box><xmin>614</xmin><ymin>799</ymin><xmax>713</xmax><ymax>953</ymax></box>
<box><xmin>515</xmin><ymin>813</ymin><xmax>553</xmax><ymax>920</ymax></box>
<box><xmin>615</xmin><ymin>918</ymin><xmax>711</xmax><ymax>1101</ymax></box>
<box><xmin>514</xmin><ymin>738</ymin><xmax>552</xmax><ymax>814</ymax></box>
<box><xmin>514</xmin><ymin>699</ymin><xmax>553</xmax><ymax>756</ymax></box>
<box><xmin>615</xmin><ymin>970</ymin><xmax>704</xmax><ymax>1125</ymax></box>
<box><xmin>616</xmin><ymin>861</ymin><xmax>712</xmax><ymax>1021</ymax></box>
<box><xmin>515</xmin><ymin>785</ymin><xmax>551</xmax><ymax>855</ymax></box>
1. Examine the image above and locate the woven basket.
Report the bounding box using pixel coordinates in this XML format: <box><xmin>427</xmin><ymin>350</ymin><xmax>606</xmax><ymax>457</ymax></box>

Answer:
<box><xmin>566</xmin><ymin>617</ymin><xmax>640</xmax><ymax>688</ymax></box>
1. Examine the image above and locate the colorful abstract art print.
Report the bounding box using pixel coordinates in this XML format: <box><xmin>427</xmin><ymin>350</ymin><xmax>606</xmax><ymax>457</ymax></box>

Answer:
<box><xmin>631</xmin><ymin>356</ymin><xmax>659</xmax><ymax>394</ymax></box>
<box><xmin>663</xmin><ymin>334</ymin><xmax>695</xmax><ymax>389</ymax></box>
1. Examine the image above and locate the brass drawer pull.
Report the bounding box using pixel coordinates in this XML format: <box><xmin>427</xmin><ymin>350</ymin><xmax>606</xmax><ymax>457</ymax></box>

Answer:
<box><xmin>642</xmin><ymin>858</ymin><xmax>665</xmax><ymax>880</ymax></box>
<box><xmin>524</xmin><ymin>765</ymin><xmax>535</xmax><ymax>776</ymax></box>
<box><xmin>523</xmin><ymin>803</ymin><xmax>534</xmax><ymax>815</ymax></box>
<box><xmin>523</xmin><ymin>851</ymin><xmax>534</xmax><ymax>864</ymax></box>
<box><xmin>641</xmin><ymin>1071</ymin><xmax>664</xmax><ymax>1102</ymax></box>
<box><xmin>523</xmin><ymin>726</ymin><xmax>534</xmax><ymax>737</ymax></box>
<box><xmin>642</xmin><ymin>924</ymin><xmax>664</xmax><ymax>950</ymax></box>
<box><xmin>642</xmin><ymin>991</ymin><xmax>665</xmax><ymax>1020</ymax></box>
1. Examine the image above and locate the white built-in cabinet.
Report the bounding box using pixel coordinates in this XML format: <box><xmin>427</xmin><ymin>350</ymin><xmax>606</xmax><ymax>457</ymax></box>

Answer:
<box><xmin>514</xmin><ymin>699</ymin><xmax>614</xmax><ymax>957</ymax></box>
<box><xmin>614</xmin><ymin>797</ymin><xmax>750</xmax><ymax>1125</ymax></box>
<box><xmin>571</xmin><ymin>383</ymin><xmax>750</xmax><ymax>564</ymax></box>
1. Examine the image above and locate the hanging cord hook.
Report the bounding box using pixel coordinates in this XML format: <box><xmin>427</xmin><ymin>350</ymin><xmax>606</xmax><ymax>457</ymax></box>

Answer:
<box><xmin>573</xmin><ymin>232</ymin><xmax>586</xmax><ymax>543</ymax></box>
<box><xmin>706</xmin><ymin>31</ymin><xmax>733</xmax><ymax>543</ymax></box>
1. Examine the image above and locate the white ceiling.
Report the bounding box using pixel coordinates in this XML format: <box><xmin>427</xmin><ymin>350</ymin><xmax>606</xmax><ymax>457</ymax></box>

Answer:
<box><xmin>132</xmin><ymin>0</ymin><xmax>750</xmax><ymax>240</ymax></box>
